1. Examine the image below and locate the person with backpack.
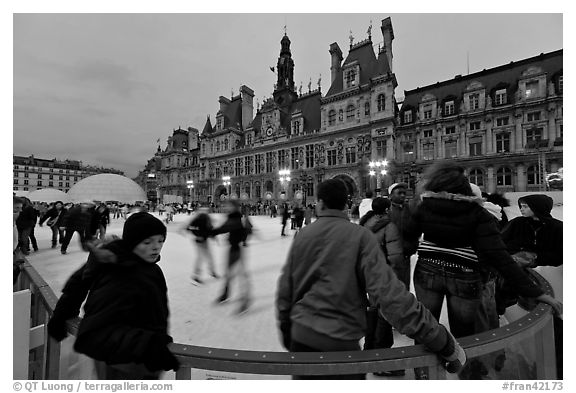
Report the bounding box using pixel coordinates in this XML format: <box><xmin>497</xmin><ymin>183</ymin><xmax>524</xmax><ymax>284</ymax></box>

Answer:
<box><xmin>359</xmin><ymin>197</ymin><xmax>405</xmax><ymax>377</ymax></box>
<box><xmin>186</xmin><ymin>206</ymin><xmax>218</xmax><ymax>285</ymax></box>
<box><xmin>211</xmin><ymin>199</ymin><xmax>252</xmax><ymax>314</ymax></box>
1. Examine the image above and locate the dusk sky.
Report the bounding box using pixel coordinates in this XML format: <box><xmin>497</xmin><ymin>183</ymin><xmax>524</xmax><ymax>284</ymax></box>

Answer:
<box><xmin>13</xmin><ymin>13</ymin><xmax>563</xmax><ymax>178</ymax></box>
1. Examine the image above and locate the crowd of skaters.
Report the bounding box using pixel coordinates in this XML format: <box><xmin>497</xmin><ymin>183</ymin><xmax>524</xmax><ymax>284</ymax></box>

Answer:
<box><xmin>11</xmin><ymin>159</ymin><xmax>561</xmax><ymax>380</ymax></box>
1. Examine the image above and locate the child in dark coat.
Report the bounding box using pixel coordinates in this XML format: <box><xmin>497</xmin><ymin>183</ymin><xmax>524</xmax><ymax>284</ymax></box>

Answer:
<box><xmin>47</xmin><ymin>212</ymin><xmax>179</xmax><ymax>379</ymax></box>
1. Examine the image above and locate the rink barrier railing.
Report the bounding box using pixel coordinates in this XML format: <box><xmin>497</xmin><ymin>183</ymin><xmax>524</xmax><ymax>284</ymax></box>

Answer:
<box><xmin>13</xmin><ymin>259</ymin><xmax>557</xmax><ymax>379</ymax></box>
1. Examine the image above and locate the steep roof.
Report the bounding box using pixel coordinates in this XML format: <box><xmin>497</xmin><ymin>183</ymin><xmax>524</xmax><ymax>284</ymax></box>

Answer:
<box><xmin>222</xmin><ymin>95</ymin><xmax>243</xmax><ymax>129</ymax></box>
<box><xmin>401</xmin><ymin>49</ymin><xmax>563</xmax><ymax>110</ymax></box>
<box><xmin>202</xmin><ymin>116</ymin><xmax>213</xmax><ymax>135</ymax></box>
<box><xmin>293</xmin><ymin>91</ymin><xmax>321</xmax><ymax>132</ymax></box>
<box><xmin>326</xmin><ymin>39</ymin><xmax>392</xmax><ymax>97</ymax></box>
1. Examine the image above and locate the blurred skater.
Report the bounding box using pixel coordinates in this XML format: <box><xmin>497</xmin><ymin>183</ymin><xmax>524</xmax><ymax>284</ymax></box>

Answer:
<box><xmin>211</xmin><ymin>199</ymin><xmax>252</xmax><ymax>314</ymax></box>
<box><xmin>186</xmin><ymin>206</ymin><xmax>218</xmax><ymax>284</ymax></box>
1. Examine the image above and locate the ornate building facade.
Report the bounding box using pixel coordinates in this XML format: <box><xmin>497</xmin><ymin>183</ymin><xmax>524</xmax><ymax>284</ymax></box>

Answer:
<box><xmin>142</xmin><ymin>17</ymin><xmax>562</xmax><ymax>205</ymax></box>
<box><xmin>191</xmin><ymin>18</ymin><xmax>398</xmax><ymax>205</ymax></box>
<box><xmin>396</xmin><ymin>50</ymin><xmax>563</xmax><ymax>193</ymax></box>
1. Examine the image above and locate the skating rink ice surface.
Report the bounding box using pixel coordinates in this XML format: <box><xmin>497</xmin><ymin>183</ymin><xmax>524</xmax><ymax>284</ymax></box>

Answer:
<box><xmin>27</xmin><ymin>207</ymin><xmax>562</xmax><ymax>380</ymax></box>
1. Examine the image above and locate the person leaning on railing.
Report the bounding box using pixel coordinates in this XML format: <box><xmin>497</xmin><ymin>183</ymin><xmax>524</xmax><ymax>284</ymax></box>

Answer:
<box><xmin>47</xmin><ymin>212</ymin><xmax>179</xmax><ymax>380</ymax></box>
<box><xmin>276</xmin><ymin>179</ymin><xmax>466</xmax><ymax>380</ymax></box>
<box><xmin>403</xmin><ymin>161</ymin><xmax>562</xmax><ymax>379</ymax></box>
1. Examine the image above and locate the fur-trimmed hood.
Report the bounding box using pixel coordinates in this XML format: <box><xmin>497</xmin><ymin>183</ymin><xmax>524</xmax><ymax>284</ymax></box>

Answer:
<box><xmin>420</xmin><ymin>191</ymin><xmax>484</xmax><ymax>204</ymax></box>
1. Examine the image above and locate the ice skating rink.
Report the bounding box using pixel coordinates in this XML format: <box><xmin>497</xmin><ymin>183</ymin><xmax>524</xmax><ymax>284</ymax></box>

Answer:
<box><xmin>26</xmin><ymin>208</ymin><xmax>562</xmax><ymax>379</ymax></box>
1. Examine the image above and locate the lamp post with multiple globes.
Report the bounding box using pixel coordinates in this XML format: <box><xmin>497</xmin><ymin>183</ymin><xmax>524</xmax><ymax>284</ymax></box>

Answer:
<box><xmin>368</xmin><ymin>159</ymin><xmax>388</xmax><ymax>196</ymax></box>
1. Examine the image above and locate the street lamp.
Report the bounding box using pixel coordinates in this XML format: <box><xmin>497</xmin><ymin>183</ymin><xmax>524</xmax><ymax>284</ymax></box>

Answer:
<box><xmin>222</xmin><ymin>176</ymin><xmax>231</xmax><ymax>199</ymax></box>
<box><xmin>279</xmin><ymin>169</ymin><xmax>291</xmax><ymax>200</ymax></box>
<box><xmin>368</xmin><ymin>159</ymin><xmax>388</xmax><ymax>196</ymax></box>
<box><xmin>186</xmin><ymin>180</ymin><xmax>194</xmax><ymax>204</ymax></box>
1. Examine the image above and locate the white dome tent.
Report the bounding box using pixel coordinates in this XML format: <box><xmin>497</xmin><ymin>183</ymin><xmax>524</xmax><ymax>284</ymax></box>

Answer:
<box><xmin>67</xmin><ymin>174</ymin><xmax>146</xmax><ymax>204</ymax></box>
<box><xmin>27</xmin><ymin>188</ymin><xmax>70</xmax><ymax>203</ymax></box>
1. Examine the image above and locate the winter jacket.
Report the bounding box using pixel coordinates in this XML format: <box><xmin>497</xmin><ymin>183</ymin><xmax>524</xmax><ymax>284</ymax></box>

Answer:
<box><xmin>211</xmin><ymin>211</ymin><xmax>244</xmax><ymax>247</ymax></box>
<box><xmin>16</xmin><ymin>205</ymin><xmax>38</xmax><ymax>230</ymax></box>
<box><xmin>188</xmin><ymin>212</ymin><xmax>213</xmax><ymax>241</ymax></box>
<box><xmin>61</xmin><ymin>205</ymin><xmax>94</xmax><ymax>230</ymax></box>
<box><xmin>389</xmin><ymin>201</ymin><xmax>418</xmax><ymax>256</ymax></box>
<box><xmin>501</xmin><ymin>217</ymin><xmax>562</xmax><ymax>267</ymax></box>
<box><xmin>276</xmin><ymin>209</ymin><xmax>451</xmax><ymax>354</ymax></box>
<box><xmin>362</xmin><ymin>214</ymin><xmax>403</xmax><ymax>268</ymax></box>
<box><xmin>293</xmin><ymin>207</ymin><xmax>305</xmax><ymax>227</ymax></box>
<box><xmin>358</xmin><ymin>198</ymin><xmax>373</xmax><ymax>221</ymax></box>
<box><xmin>405</xmin><ymin>191</ymin><xmax>543</xmax><ymax>298</ymax></box>
<box><xmin>39</xmin><ymin>207</ymin><xmax>66</xmax><ymax>227</ymax></box>
<box><xmin>50</xmin><ymin>240</ymin><xmax>172</xmax><ymax>366</ymax></box>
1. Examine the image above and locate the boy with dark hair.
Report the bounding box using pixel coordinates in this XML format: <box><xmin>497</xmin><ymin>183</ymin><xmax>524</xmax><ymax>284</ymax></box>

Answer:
<box><xmin>276</xmin><ymin>179</ymin><xmax>466</xmax><ymax>379</ymax></box>
<box><xmin>47</xmin><ymin>212</ymin><xmax>179</xmax><ymax>379</ymax></box>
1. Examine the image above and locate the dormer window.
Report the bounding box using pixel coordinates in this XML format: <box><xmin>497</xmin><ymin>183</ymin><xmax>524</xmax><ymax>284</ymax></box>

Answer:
<box><xmin>377</xmin><ymin>94</ymin><xmax>385</xmax><ymax>112</ymax></box>
<box><xmin>345</xmin><ymin>69</ymin><xmax>357</xmax><ymax>88</ymax></box>
<box><xmin>224</xmin><ymin>139</ymin><xmax>229</xmax><ymax>150</ymax></box>
<box><xmin>525</xmin><ymin>81</ymin><xmax>539</xmax><ymax>99</ymax></box>
<box><xmin>444</xmin><ymin>101</ymin><xmax>455</xmax><ymax>116</ymax></box>
<box><xmin>217</xmin><ymin>117</ymin><xmax>223</xmax><ymax>130</ymax></box>
<box><xmin>292</xmin><ymin>119</ymin><xmax>301</xmax><ymax>134</ymax></box>
<box><xmin>494</xmin><ymin>89</ymin><xmax>507</xmax><ymax>106</ymax></box>
<box><xmin>404</xmin><ymin>111</ymin><xmax>412</xmax><ymax>124</ymax></box>
<box><xmin>469</xmin><ymin>94</ymin><xmax>480</xmax><ymax>110</ymax></box>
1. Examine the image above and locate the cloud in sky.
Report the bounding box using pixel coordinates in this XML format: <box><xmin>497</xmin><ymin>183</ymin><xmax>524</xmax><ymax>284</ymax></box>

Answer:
<box><xmin>13</xmin><ymin>13</ymin><xmax>563</xmax><ymax>178</ymax></box>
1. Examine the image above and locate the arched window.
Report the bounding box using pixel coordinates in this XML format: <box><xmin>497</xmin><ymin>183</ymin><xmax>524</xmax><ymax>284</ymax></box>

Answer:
<box><xmin>216</xmin><ymin>141</ymin><xmax>220</xmax><ymax>151</ymax></box>
<box><xmin>377</xmin><ymin>94</ymin><xmax>385</xmax><ymax>111</ymax></box>
<box><xmin>496</xmin><ymin>167</ymin><xmax>513</xmax><ymax>186</ymax></box>
<box><xmin>338</xmin><ymin>109</ymin><xmax>343</xmax><ymax>121</ymax></box>
<box><xmin>328</xmin><ymin>110</ymin><xmax>336</xmax><ymax>126</ymax></box>
<box><xmin>255</xmin><ymin>181</ymin><xmax>261</xmax><ymax>198</ymax></box>
<box><xmin>224</xmin><ymin>139</ymin><xmax>229</xmax><ymax>150</ymax></box>
<box><xmin>346</xmin><ymin>104</ymin><xmax>355</xmax><ymax>120</ymax></box>
<box><xmin>469</xmin><ymin>168</ymin><xmax>484</xmax><ymax>187</ymax></box>
<box><xmin>235</xmin><ymin>183</ymin><xmax>241</xmax><ymax>198</ymax></box>
<box><xmin>364</xmin><ymin>102</ymin><xmax>370</xmax><ymax>116</ymax></box>
<box><xmin>265</xmin><ymin>180</ymin><xmax>274</xmax><ymax>192</ymax></box>
<box><xmin>244</xmin><ymin>182</ymin><xmax>251</xmax><ymax>197</ymax></box>
<box><xmin>527</xmin><ymin>165</ymin><xmax>540</xmax><ymax>185</ymax></box>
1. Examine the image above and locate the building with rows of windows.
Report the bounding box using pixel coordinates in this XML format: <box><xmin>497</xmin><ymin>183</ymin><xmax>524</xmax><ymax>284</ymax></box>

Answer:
<box><xmin>142</xmin><ymin>17</ymin><xmax>562</xmax><ymax>205</ymax></box>
<box><xmin>396</xmin><ymin>49</ymin><xmax>562</xmax><ymax>193</ymax></box>
<box><xmin>13</xmin><ymin>155</ymin><xmax>124</xmax><ymax>194</ymax></box>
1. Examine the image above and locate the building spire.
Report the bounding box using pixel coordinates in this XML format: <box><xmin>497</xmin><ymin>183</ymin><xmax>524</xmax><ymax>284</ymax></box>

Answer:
<box><xmin>349</xmin><ymin>30</ymin><xmax>354</xmax><ymax>48</ymax></box>
<box><xmin>367</xmin><ymin>20</ymin><xmax>372</xmax><ymax>40</ymax></box>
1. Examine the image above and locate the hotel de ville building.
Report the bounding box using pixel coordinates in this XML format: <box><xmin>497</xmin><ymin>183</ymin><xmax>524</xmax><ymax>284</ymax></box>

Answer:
<box><xmin>140</xmin><ymin>17</ymin><xmax>562</xmax><ymax>205</ymax></box>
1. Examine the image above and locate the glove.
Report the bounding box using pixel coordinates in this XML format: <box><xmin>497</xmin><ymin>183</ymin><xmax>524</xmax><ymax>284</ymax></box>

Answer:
<box><xmin>47</xmin><ymin>314</ymin><xmax>68</xmax><ymax>342</ymax></box>
<box><xmin>438</xmin><ymin>330</ymin><xmax>466</xmax><ymax>373</ymax></box>
<box><xmin>143</xmin><ymin>334</ymin><xmax>180</xmax><ymax>372</ymax></box>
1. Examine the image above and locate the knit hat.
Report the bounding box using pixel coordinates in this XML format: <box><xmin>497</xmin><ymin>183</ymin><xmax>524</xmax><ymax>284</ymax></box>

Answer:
<box><xmin>518</xmin><ymin>195</ymin><xmax>553</xmax><ymax>219</ymax></box>
<box><xmin>122</xmin><ymin>212</ymin><xmax>167</xmax><ymax>251</ymax></box>
<box><xmin>388</xmin><ymin>182</ymin><xmax>408</xmax><ymax>195</ymax></box>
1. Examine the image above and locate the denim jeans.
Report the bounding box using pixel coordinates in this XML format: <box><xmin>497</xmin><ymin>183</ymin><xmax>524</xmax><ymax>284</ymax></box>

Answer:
<box><xmin>413</xmin><ymin>259</ymin><xmax>482</xmax><ymax>339</ymax></box>
<box><xmin>50</xmin><ymin>225</ymin><xmax>65</xmax><ymax>245</ymax></box>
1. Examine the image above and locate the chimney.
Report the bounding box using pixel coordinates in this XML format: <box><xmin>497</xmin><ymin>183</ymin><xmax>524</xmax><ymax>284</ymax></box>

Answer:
<box><xmin>218</xmin><ymin>96</ymin><xmax>231</xmax><ymax>113</ymax></box>
<box><xmin>329</xmin><ymin>42</ymin><xmax>343</xmax><ymax>84</ymax></box>
<box><xmin>187</xmin><ymin>127</ymin><xmax>199</xmax><ymax>150</ymax></box>
<box><xmin>240</xmin><ymin>85</ymin><xmax>254</xmax><ymax>130</ymax></box>
<box><xmin>380</xmin><ymin>17</ymin><xmax>394</xmax><ymax>72</ymax></box>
